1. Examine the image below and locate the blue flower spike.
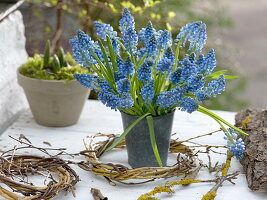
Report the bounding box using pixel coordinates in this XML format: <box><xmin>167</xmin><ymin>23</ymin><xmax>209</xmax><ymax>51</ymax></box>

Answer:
<box><xmin>176</xmin><ymin>21</ymin><xmax>207</xmax><ymax>52</ymax></box>
<box><xmin>224</xmin><ymin>129</ymin><xmax>245</xmax><ymax>159</ymax></box>
<box><xmin>94</xmin><ymin>21</ymin><xmax>117</xmax><ymax>40</ymax></box>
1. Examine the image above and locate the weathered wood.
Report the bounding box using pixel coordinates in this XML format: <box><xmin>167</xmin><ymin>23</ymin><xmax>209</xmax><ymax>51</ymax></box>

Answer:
<box><xmin>0</xmin><ymin>0</ymin><xmax>24</xmax><ymax>22</ymax></box>
<box><xmin>235</xmin><ymin>108</ymin><xmax>267</xmax><ymax>191</ymax></box>
<box><xmin>91</xmin><ymin>188</ymin><xmax>108</xmax><ymax>200</ymax></box>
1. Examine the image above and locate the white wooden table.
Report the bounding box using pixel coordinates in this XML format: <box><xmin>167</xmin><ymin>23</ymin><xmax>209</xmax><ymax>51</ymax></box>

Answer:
<box><xmin>0</xmin><ymin>100</ymin><xmax>266</xmax><ymax>200</ymax></box>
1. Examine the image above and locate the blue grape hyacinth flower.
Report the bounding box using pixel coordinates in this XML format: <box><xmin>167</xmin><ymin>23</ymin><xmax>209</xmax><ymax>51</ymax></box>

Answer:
<box><xmin>206</xmin><ymin>74</ymin><xmax>225</xmax><ymax>97</ymax></box>
<box><xmin>140</xmin><ymin>80</ymin><xmax>155</xmax><ymax>104</ymax></box>
<box><xmin>119</xmin><ymin>8</ymin><xmax>135</xmax><ymax>34</ymax></box>
<box><xmin>156</xmin><ymin>57</ymin><xmax>173</xmax><ymax>72</ymax></box>
<box><xmin>156</xmin><ymin>89</ymin><xmax>184</xmax><ymax>110</ymax></box>
<box><xmin>73</xmin><ymin>74</ymin><xmax>100</xmax><ymax>91</ymax></box>
<box><xmin>137</xmin><ymin>60</ymin><xmax>153</xmax><ymax>82</ymax></box>
<box><xmin>180</xmin><ymin>57</ymin><xmax>198</xmax><ymax>81</ymax></box>
<box><xmin>69</xmin><ymin>30</ymin><xmax>103</xmax><ymax>67</ymax></box>
<box><xmin>169</xmin><ymin>68</ymin><xmax>182</xmax><ymax>85</ymax></box>
<box><xmin>145</xmin><ymin>34</ymin><xmax>158</xmax><ymax>57</ymax></box>
<box><xmin>195</xmin><ymin>74</ymin><xmax>225</xmax><ymax>101</ymax></box>
<box><xmin>179</xmin><ymin>97</ymin><xmax>199</xmax><ymax>113</ymax></box>
<box><xmin>224</xmin><ymin>129</ymin><xmax>245</xmax><ymax>159</ymax></box>
<box><xmin>123</xmin><ymin>27</ymin><xmax>138</xmax><ymax>54</ymax></box>
<box><xmin>157</xmin><ymin>30</ymin><xmax>172</xmax><ymax>49</ymax></box>
<box><xmin>118</xmin><ymin>93</ymin><xmax>134</xmax><ymax>109</ymax></box>
<box><xmin>197</xmin><ymin>49</ymin><xmax>216</xmax><ymax>74</ymax></box>
<box><xmin>176</xmin><ymin>21</ymin><xmax>207</xmax><ymax>52</ymax></box>
<box><xmin>116</xmin><ymin>78</ymin><xmax>131</xmax><ymax>94</ymax></box>
<box><xmin>98</xmin><ymin>90</ymin><xmax>120</xmax><ymax>110</ymax></box>
<box><xmin>94</xmin><ymin>21</ymin><xmax>117</xmax><ymax>40</ymax></box>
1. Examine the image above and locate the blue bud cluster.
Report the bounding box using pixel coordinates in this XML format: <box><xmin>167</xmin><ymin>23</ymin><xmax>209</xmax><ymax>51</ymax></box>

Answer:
<box><xmin>156</xmin><ymin>89</ymin><xmax>184</xmax><ymax>110</ymax></box>
<box><xmin>94</xmin><ymin>21</ymin><xmax>117</xmax><ymax>40</ymax></box>
<box><xmin>156</xmin><ymin>57</ymin><xmax>173</xmax><ymax>72</ymax></box>
<box><xmin>118</xmin><ymin>93</ymin><xmax>134</xmax><ymax>109</ymax></box>
<box><xmin>180</xmin><ymin>57</ymin><xmax>198</xmax><ymax>81</ymax></box>
<box><xmin>169</xmin><ymin>68</ymin><xmax>182</xmax><ymax>85</ymax></box>
<box><xmin>163</xmin><ymin>47</ymin><xmax>175</xmax><ymax>62</ymax></box>
<box><xmin>112</xmin><ymin>38</ymin><xmax>120</xmax><ymax>54</ymax></box>
<box><xmin>195</xmin><ymin>75</ymin><xmax>225</xmax><ymax>101</ymax></box>
<box><xmin>224</xmin><ymin>129</ymin><xmax>245</xmax><ymax>159</ymax></box>
<box><xmin>205</xmin><ymin>75</ymin><xmax>225</xmax><ymax>97</ymax></box>
<box><xmin>119</xmin><ymin>8</ymin><xmax>135</xmax><ymax>34</ymax></box>
<box><xmin>186</xmin><ymin>74</ymin><xmax>205</xmax><ymax>92</ymax></box>
<box><xmin>116</xmin><ymin>78</ymin><xmax>131</xmax><ymax>94</ymax></box>
<box><xmin>179</xmin><ymin>97</ymin><xmax>199</xmax><ymax>113</ymax></box>
<box><xmin>157</xmin><ymin>30</ymin><xmax>172</xmax><ymax>49</ymax></box>
<box><xmin>145</xmin><ymin>35</ymin><xmax>158</xmax><ymax>57</ymax></box>
<box><xmin>115</xmin><ymin>56</ymin><xmax>134</xmax><ymax>81</ymax></box>
<box><xmin>176</xmin><ymin>21</ymin><xmax>207</xmax><ymax>52</ymax></box>
<box><xmin>197</xmin><ymin>49</ymin><xmax>216</xmax><ymax>74</ymax></box>
<box><xmin>98</xmin><ymin>90</ymin><xmax>120</xmax><ymax>110</ymax></box>
<box><xmin>73</xmin><ymin>74</ymin><xmax>100</xmax><ymax>91</ymax></box>
<box><xmin>119</xmin><ymin>8</ymin><xmax>138</xmax><ymax>54</ymax></box>
<box><xmin>137</xmin><ymin>61</ymin><xmax>152</xmax><ymax>82</ymax></box>
<box><xmin>123</xmin><ymin>27</ymin><xmax>138</xmax><ymax>54</ymax></box>
<box><xmin>69</xmin><ymin>30</ymin><xmax>103</xmax><ymax>67</ymax></box>
<box><xmin>140</xmin><ymin>80</ymin><xmax>155</xmax><ymax>104</ymax></box>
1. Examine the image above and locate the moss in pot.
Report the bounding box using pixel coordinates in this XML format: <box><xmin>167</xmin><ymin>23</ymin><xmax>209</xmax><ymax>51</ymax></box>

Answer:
<box><xmin>18</xmin><ymin>41</ymin><xmax>91</xmax><ymax>127</ymax></box>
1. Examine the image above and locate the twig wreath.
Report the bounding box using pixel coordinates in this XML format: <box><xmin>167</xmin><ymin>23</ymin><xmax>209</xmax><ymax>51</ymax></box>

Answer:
<box><xmin>81</xmin><ymin>130</ymin><xmax>224</xmax><ymax>185</ymax></box>
<box><xmin>0</xmin><ymin>136</ymin><xmax>79</xmax><ymax>200</ymax></box>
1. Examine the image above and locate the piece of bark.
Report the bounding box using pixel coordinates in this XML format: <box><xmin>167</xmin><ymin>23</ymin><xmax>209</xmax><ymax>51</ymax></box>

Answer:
<box><xmin>91</xmin><ymin>188</ymin><xmax>108</xmax><ymax>200</ymax></box>
<box><xmin>235</xmin><ymin>108</ymin><xmax>267</xmax><ymax>191</ymax></box>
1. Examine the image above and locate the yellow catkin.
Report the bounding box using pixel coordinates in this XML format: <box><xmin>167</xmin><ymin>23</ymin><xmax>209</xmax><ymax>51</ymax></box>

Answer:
<box><xmin>241</xmin><ymin>117</ymin><xmax>251</xmax><ymax>128</ymax></box>
<box><xmin>221</xmin><ymin>153</ymin><xmax>233</xmax><ymax>176</ymax></box>
<box><xmin>148</xmin><ymin>186</ymin><xmax>173</xmax><ymax>195</ymax></box>
<box><xmin>201</xmin><ymin>191</ymin><xmax>217</xmax><ymax>200</ymax></box>
<box><xmin>167</xmin><ymin>178</ymin><xmax>201</xmax><ymax>186</ymax></box>
<box><xmin>137</xmin><ymin>194</ymin><xmax>159</xmax><ymax>200</ymax></box>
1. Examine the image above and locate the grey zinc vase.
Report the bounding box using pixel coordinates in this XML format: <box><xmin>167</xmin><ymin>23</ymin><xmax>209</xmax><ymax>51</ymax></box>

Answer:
<box><xmin>17</xmin><ymin>70</ymin><xmax>90</xmax><ymax>127</ymax></box>
<box><xmin>121</xmin><ymin>111</ymin><xmax>175</xmax><ymax>168</ymax></box>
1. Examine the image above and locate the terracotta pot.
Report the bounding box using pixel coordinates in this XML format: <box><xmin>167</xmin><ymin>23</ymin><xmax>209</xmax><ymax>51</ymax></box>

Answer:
<box><xmin>121</xmin><ymin>111</ymin><xmax>175</xmax><ymax>168</ymax></box>
<box><xmin>17</xmin><ymin>70</ymin><xmax>90</xmax><ymax>127</ymax></box>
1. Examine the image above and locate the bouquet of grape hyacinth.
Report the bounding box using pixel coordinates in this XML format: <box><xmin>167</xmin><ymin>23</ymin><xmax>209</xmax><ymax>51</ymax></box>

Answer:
<box><xmin>70</xmin><ymin>8</ymin><xmax>247</xmax><ymax>163</ymax></box>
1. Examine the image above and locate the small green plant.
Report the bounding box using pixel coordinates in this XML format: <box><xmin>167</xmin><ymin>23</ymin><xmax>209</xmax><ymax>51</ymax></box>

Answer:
<box><xmin>19</xmin><ymin>40</ymin><xmax>90</xmax><ymax>80</ymax></box>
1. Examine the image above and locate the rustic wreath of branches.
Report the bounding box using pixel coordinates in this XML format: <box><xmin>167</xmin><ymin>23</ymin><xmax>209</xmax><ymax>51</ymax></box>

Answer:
<box><xmin>80</xmin><ymin>133</ymin><xmax>205</xmax><ymax>185</ymax></box>
<box><xmin>0</xmin><ymin>155</ymin><xmax>79</xmax><ymax>200</ymax></box>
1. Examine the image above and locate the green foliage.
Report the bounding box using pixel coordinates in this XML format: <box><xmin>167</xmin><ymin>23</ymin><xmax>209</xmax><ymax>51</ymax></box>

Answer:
<box><xmin>19</xmin><ymin>52</ymin><xmax>90</xmax><ymax>81</ymax></box>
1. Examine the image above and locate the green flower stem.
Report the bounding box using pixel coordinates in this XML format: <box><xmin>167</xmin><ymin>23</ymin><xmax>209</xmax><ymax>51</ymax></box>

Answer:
<box><xmin>198</xmin><ymin>106</ymin><xmax>248</xmax><ymax>136</ymax></box>
<box><xmin>198</xmin><ymin>109</ymin><xmax>227</xmax><ymax>133</ymax></box>
<box><xmin>105</xmin><ymin>113</ymin><xmax>151</xmax><ymax>152</ymax></box>
<box><xmin>89</xmin><ymin>64</ymin><xmax>102</xmax><ymax>77</ymax></box>
<box><xmin>137</xmin><ymin>56</ymin><xmax>146</xmax><ymax>67</ymax></box>
<box><xmin>117</xmin><ymin>40</ymin><xmax>126</xmax><ymax>51</ymax></box>
<box><xmin>155</xmin><ymin>73</ymin><xmax>163</xmax><ymax>94</ymax></box>
<box><xmin>174</xmin><ymin>42</ymin><xmax>181</xmax><ymax>70</ymax></box>
<box><xmin>148</xmin><ymin>104</ymin><xmax>157</xmax><ymax>116</ymax></box>
<box><xmin>97</xmin><ymin>40</ymin><xmax>115</xmax><ymax>81</ymax></box>
<box><xmin>158</xmin><ymin>73</ymin><xmax>167</xmax><ymax>93</ymax></box>
<box><xmin>90</xmin><ymin>50</ymin><xmax>116</xmax><ymax>90</ymax></box>
<box><xmin>146</xmin><ymin>115</ymin><xmax>163</xmax><ymax>167</ymax></box>
<box><xmin>133</xmin><ymin>101</ymin><xmax>145</xmax><ymax>115</ymax></box>
<box><xmin>106</xmin><ymin>36</ymin><xmax>117</xmax><ymax>71</ymax></box>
